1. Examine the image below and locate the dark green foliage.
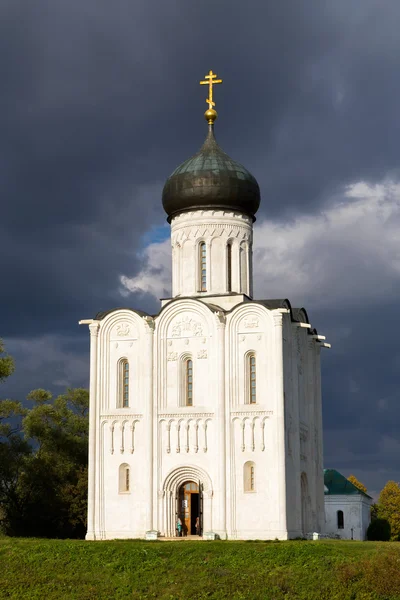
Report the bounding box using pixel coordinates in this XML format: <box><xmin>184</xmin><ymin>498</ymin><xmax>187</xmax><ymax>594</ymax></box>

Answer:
<box><xmin>0</xmin><ymin>382</ymin><xmax>89</xmax><ymax>538</ymax></box>
<box><xmin>0</xmin><ymin>340</ymin><xmax>89</xmax><ymax>538</ymax></box>
<box><xmin>0</xmin><ymin>339</ymin><xmax>15</xmax><ymax>382</ymax></box>
<box><xmin>371</xmin><ymin>502</ymin><xmax>379</xmax><ymax>520</ymax></box>
<box><xmin>367</xmin><ymin>518</ymin><xmax>391</xmax><ymax>541</ymax></box>
<box><xmin>1</xmin><ymin>539</ymin><xmax>400</xmax><ymax>599</ymax></box>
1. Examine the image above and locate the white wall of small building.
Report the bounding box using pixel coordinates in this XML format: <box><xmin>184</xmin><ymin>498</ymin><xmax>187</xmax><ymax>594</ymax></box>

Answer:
<box><xmin>324</xmin><ymin>495</ymin><xmax>372</xmax><ymax>540</ymax></box>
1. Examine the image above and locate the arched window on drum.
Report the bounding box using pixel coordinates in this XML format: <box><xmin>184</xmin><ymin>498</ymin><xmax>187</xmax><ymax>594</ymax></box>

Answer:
<box><xmin>198</xmin><ymin>242</ymin><xmax>207</xmax><ymax>292</ymax></box>
<box><xmin>227</xmin><ymin>241</ymin><xmax>233</xmax><ymax>292</ymax></box>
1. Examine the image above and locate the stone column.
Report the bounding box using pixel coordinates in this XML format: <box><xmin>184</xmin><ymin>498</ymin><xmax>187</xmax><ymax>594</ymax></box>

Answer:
<box><xmin>86</xmin><ymin>321</ymin><xmax>99</xmax><ymax>540</ymax></box>
<box><xmin>273</xmin><ymin>312</ymin><xmax>287</xmax><ymax>538</ymax></box>
<box><xmin>214</xmin><ymin>312</ymin><xmax>227</xmax><ymax>538</ymax></box>
<box><xmin>143</xmin><ymin>317</ymin><xmax>155</xmax><ymax>536</ymax></box>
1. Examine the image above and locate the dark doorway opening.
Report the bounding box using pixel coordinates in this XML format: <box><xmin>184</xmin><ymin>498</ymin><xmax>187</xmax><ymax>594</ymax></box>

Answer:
<box><xmin>190</xmin><ymin>493</ymin><xmax>199</xmax><ymax>534</ymax></box>
<box><xmin>178</xmin><ymin>481</ymin><xmax>201</xmax><ymax>536</ymax></box>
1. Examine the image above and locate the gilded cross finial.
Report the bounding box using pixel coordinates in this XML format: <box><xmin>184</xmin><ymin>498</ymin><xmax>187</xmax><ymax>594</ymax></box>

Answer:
<box><xmin>200</xmin><ymin>70</ymin><xmax>222</xmax><ymax>125</ymax></box>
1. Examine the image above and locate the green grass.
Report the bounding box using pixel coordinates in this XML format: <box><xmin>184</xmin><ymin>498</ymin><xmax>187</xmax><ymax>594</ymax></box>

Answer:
<box><xmin>1</xmin><ymin>538</ymin><xmax>400</xmax><ymax>599</ymax></box>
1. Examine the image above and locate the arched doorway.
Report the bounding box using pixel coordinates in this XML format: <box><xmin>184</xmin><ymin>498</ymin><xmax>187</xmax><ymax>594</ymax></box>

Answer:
<box><xmin>160</xmin><ymin>465</ymin><xmax>212</xmax><ymax>538</ymax></box>
<box><xmin>178</xmin><ymin>481</ymin><xmax>201</xmax><ymax>536</ymax></box>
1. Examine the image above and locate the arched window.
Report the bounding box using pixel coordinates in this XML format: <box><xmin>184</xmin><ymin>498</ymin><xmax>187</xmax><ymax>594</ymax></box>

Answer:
<box><xmin>199</xmin><ymin>242</ymin><xmax>207</xmax><ymax>292</ymax></box>
<box><xmin>337</xmin><ymin>510</ymin><xmax>344</xmax><ymax>529</ymax></box>
<box><xmin>244</xmin><ymin>461</ymin><xmax>256</xmax><ymax>492</ymax></box>
<box><xmin>227</xmin><ymin>242</ymin><xmax>232</xmax><ymax>292</ymax></box>
<box><xmin>247</xmin><ymin>353</ymin><xmax>256</xmax><ymax>404</ymax></box>
<box><xmin>118</xmin><ymin>359</ymin><xmax>129</xmax><ymax>408</ymax></box>
<box><xmin>240</xmin><ymin>241</ymin><xmax>248</xmax><ymax>293</ymax></box>
<box><xmin>185</xmin><ymin>359</ymin><xmax>193</xmax><ymax>406</ymax></box>
<box><xmin>119</xmin><ymin>463</ymin><xmax>130</xmax><ymax>493</ymax></box>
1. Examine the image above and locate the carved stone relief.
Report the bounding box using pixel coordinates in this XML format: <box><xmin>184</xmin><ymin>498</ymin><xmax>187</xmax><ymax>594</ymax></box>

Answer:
<box><xmin>171</xmin><ymin>316</ymin><xmax>203</xmax><ymax>338</ymax></box>
<box><xmin>243</xmin><ymin>317</ymin><xmax>259</xmax><ymax>329</ymax></box>
<box><xmin>116</xmin><ymin>323</ymin><xmax>130</xmax><ymax>337</ymax></box>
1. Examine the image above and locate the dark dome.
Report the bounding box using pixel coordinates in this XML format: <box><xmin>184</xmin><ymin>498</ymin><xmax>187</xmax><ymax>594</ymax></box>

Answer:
<box><xmin>162</xmin><ymin>126</ymin><xmax>261</xmax><ymax>222</ymax></box>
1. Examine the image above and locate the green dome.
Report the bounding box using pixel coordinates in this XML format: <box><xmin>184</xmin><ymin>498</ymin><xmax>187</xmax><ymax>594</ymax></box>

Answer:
<box><xmin>162</xmin><ymin>126</ymin><xmax>260</xmax><ymax>222</ymax></box>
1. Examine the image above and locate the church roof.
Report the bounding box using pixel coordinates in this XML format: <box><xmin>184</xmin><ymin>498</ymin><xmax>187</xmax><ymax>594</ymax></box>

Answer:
<box><xmin>93</xmin><ymin>296</ymin><xmax>324</xmax><ymax>345</ymax></box>
<box><xmin>291</xmin><ymin>307</ymin><xmax>310</xmax><ymax>324</ymax></box>
<box><xmin>95</xmin><ymin>307</ymin><xmax>150</xmax><ymax>320</ymax></box>
<box><xmin>94</xmin><ymin>299</ymin><xmax>316</xmax><ymax>333</ymax></box>
<box><xmin>324</xmin><ymin>469</ymin><xmax>372</xmax><ymax>499</ymax></box>
<box><xmin>162</xmin><ymin>125</ymin><xmax>260</xmax><ymax>222</ymax></box>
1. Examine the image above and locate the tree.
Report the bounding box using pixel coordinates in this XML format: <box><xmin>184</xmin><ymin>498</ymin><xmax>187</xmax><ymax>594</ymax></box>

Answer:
<box><xmin>0</xmin><ymin>339</ymin><xmax>15</xmax><ymax>382</ymax></box>
<box><xmin>370</xmin><ymin>503</ymin><xmax>379</xmax><ymax>521</ymax></box>
<box><xmin>378</xmin><ymin>481</ymin><xmax>400</xmax><ymax>541</ymax></box>
<box><xmin>367</xmin><ymin>518</ymin><xmax>391</xmax><ymax>541</ymax></box>
<box><xmin>0</xmin><ymin>340</ymin><xmax>89</xmax><ymax>538</ymax></box>
<box><xmin>0</xmin><ymin>341</ymin><xmax>31</xmax><ymax>535</ymax></box>
<box><xmin>348</xmin><ymin>474</ymin><xmax>368</xmax><ymax>494</ymax></box>
<box><xmin>1</xmin><ymin>387</ymin><xmax>89</xmax><ymax>538</ymax></box>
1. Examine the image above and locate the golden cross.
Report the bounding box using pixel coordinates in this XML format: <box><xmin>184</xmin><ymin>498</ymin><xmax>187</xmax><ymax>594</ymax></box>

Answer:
<box><xmin>200</xmin><ymin>70</ymin><xmax>223</xmax><ymax>109</ymax></box>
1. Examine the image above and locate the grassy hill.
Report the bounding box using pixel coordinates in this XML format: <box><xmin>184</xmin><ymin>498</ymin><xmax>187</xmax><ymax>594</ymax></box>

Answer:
<box><xmin>1</xmin><ymin>537</ymin><xmax>400</xmax><ymax>599</ymax></box>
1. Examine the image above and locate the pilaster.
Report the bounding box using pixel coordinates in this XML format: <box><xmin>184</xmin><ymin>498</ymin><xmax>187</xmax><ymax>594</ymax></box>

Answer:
<box><xmin>215</xmin><ymin>310</ymin><xmax>227</xmax><ymax>538</ymax></box>
<box><xmin>86</xmin><ymin>321</ymin><xmax>99</xmax><ymax>540</ymax></box>
<box><xmin>273</xmin><ymin>312</ymin><xmax>287</xmax><ymax>535</ymax></box>
<box><xmin>143</xmin><ymin>316</ymin><xmax>155</xmax><ymax>534</ymax></box>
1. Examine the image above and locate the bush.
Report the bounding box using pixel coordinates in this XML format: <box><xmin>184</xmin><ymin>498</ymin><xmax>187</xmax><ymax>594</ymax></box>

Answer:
<box><xmin>367</xmin><ymin>518</ymin><xmax>391</xmax><ymax>541</ymax></box>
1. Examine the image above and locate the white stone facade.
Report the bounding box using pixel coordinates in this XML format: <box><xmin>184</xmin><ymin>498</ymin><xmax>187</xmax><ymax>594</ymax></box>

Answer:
<box><xmin>324</xmin><ymin>495</ymin><xmax>372</xmax><ymax>541</ymax></box>
<box><xmin>82</xmin><ymin>208</ymin><xmax>327</xmax><ymax>540</ymax></box>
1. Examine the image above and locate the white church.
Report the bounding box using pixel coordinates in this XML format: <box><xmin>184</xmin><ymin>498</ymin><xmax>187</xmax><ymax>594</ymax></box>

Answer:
<box><xmin>80</xmin><ymin>72</ymin><xmax>331</xmax><ymax>540</ymax></box>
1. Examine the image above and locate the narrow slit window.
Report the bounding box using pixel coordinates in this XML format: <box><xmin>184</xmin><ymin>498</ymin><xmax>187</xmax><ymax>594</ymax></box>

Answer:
<box><xmin>244</xmin><ymin>461</ymin><xmax>256</xmax><ymax>492</ymax></box>
<box><xmin>249</xmin><ymin>354</ymin><xmax>256</xmax><ymax>404</ymax></box>
<box><xmin>125</xmin><ymin>467</ymin><xmax>130</xmax><ymax>492</ymax></box>
<box><xmin>227</xmin><ymin>242</ymin><xmax>232</xmax><ymax>292</ymax></box>
<box><xmin>118</xmin><ymin>359</ymin><xmax>129</xmax><ymax>408</ymax></box>
<box><xmin>337</xmin><ymin>510</ymin><xmax>344</xmax><ymax>529</ymax></box>
<box><xmin>186</xmin><ymin>359</ymin><xmax>193</xmax><ymax>406</ymax></box>
<box><xmin>199</xmin><ymin>242</ymin><xmax>207</xmax><ymax>292</ymax></box>
<box><xmin>119</xmin><ymin>464</ymin><xmax>130</xmax><ymax>493</ymax></box>
<box><xmin>122</xmin><ymin>360</ymin><xmax>129</xmax><ymax>408</ymax></box>
<box><xmin>250</xmin><ymin>465</ymin><xmax>255</xmax><ymax>491</ymax></box>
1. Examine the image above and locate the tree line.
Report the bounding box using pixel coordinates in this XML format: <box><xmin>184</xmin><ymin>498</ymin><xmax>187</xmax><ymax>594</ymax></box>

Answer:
<box><xmin>0</xmin><ymin>339</ymin><xmax>88</xmax><ymax>538</ymax></box>
<box><xmin>349</xmin><ymin>474</ymin><xmax>400</xmax><ymax>541</ymax></box>
<box><xmin>1</xmin><ymin>339</ymin><xmax>400</xmax><ymax>539</ymax></box>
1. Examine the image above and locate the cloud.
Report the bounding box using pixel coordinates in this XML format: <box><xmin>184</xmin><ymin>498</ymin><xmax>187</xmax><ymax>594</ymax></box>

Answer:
<box><xmin>120</xmin><ymin>179</ymin><xmax>400</xmax><ymax>312</ymax></box>
<box><xmin>120</xmin><ymin>238</ymin><xmax>171</xmax><ymax>300</ymax></box>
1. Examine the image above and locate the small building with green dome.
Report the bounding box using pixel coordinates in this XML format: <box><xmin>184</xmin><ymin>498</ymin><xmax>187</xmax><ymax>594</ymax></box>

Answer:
<box><xmin>324</xmin><ymin>469</ymin><xmax>372</xmax><ymax>540</ymax></box>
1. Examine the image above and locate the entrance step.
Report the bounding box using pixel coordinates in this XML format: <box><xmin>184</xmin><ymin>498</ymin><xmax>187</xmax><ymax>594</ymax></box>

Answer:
<box><xmin>158</xmin><ymin>535</ymin><xmax>204</xmax><ymax>541</ymax></box>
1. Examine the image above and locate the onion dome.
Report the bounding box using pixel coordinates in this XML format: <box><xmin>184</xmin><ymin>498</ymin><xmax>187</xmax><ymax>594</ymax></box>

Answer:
<box><xmin>162</xmin><ymin>122</ymin><xmax>261</xmax><ymax>222</ymax></box>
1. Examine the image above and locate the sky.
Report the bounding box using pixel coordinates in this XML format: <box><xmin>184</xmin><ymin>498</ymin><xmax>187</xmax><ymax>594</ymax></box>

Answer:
<box><xmin>1</xmin><ymin>0</ymin><xmax>400</xmax><ymax>498</ymax></box>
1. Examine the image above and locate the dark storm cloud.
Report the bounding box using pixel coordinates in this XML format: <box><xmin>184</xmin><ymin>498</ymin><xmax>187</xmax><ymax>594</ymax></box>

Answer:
<box><xmin>1</xmin><ymin>0</ymin><xmax>400</xmax><ymax>493</ymax></box>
